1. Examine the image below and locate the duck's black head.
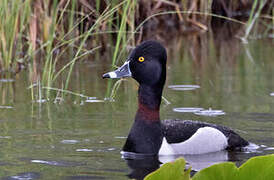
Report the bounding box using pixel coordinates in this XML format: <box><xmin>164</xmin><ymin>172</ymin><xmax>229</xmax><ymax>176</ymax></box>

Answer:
<box><xmin>103</xmin><ymin>40</ymin><xmax>167</xmax><ymax>87</ymax></box>
<box><xmin>103</xmin><ymin>41</ymin><xmax>166</xmax><ymax>155</ymax></box>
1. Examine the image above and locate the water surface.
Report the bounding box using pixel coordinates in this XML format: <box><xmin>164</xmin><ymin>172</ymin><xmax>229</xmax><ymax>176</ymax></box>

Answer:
<box><xmin>0</xmin><ymin>33</ymin><xmax>273</xmax><ymax>179</ymax></box>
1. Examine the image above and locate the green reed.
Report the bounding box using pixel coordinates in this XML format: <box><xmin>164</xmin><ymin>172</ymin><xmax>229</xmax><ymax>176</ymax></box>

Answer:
<box><xmin>0</xmin><ymin>0</ymin><xmax>30</xmax><ymax>73</ymax></box>
<box><xmin>242</xmin><ymin>0</ymin><xmax>269</xmax><ymax>43</ymax></box>
<box><xmin>34</xmin><ymin>0</ymin><xmax>129</xmax><ymax>100</ymax></box>
<box><xmin>112</xmin><ymin>0</ymin><xmax>137</xmax><ymax>66</ymax></box>
<box><xmin>63</xmin><ymin>1</ymin><xmax>128</xmax><ymax>90</ymax></box>
<box><xmin>0</xmin><ymin>0</ymin><xmax>272</xmax><ymax>102</ymax></box>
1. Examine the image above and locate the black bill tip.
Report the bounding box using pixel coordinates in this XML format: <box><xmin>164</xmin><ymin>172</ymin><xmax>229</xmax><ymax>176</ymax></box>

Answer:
<box><xmin>102</xmin><ymin>73</ymin><xmax>110</xmax><ymax>79</ymax></box>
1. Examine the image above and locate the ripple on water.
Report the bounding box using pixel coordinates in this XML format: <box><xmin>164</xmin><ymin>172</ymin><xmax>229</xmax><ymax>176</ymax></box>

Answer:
<box><xmin>0</xmin><ymin>79</ymin><xmax>15</xmax><ymax>83</ymax></box>
<box><xmin>65</xmin><ymin>176</ymin><xmax>106</xmax><ymax>180</ymax></box>
<box><xmin>104</xmin><ymin>97</ymin><xmax>115</xmax><ymax>102</ymax></box>
<box><xmin>86</xmin><ymin>97</ymin><xmax>97</xmax><ymax>100</ymax></box>
<box><xmin>173</xmin><ymin>107</ymin><xmax>204</xmax><ymax>113</ymax></box>
<box><xmin>32</xmin><ymin>99</ymin><xmax>47</xmax><ymax>103</ymax></box>
<box><xmin>194</xmin><ymin>108</ymin><xmax>226</xmax><ymax>117</ymax></box>
<box><xmin>0</xmin><ymin>106</ymin><xmax>13</xmax><ymax>109</ymax></box>
<box><xmin>76</xmin><ymin>149</ymin><xmax>93</xmax><ymax>152</ymax></box>
<box><xmin>168</xmin><ymin>85</ymin><xmax>200</xmax><ymax>91</ymax></box>
<box><xmin>85</xmin><ymin>99</ymin><xmax>105</xmax><ymax>103</ymax></box>
<box><xmin>3</xmin><ymin>172</ymin><xmax>41</xmax><ymax>180</ymax></box>
<box><xmin>264</xmin><ymin>147</ymin><xmax>274</xmax><ymax>151</ymax></box>
<box><xmin>241</xmin><ymin>143</ymin><xmax>262</xmax><ymax>153</ymax></box>
<box><xmin>107</xmin><ymin>148</ymin><xmax>116</xmax><ymax>151</ymax></box>
<box><xmin>114</xmin><ymin>136</ymin><xmax>127</xmax><ymax>139</ymax></box>
<box><xmin>31</xmin><ymin>159</ymin><xmax>84</xmax><ymax>167</ymax></box>
<box><xmin>0</xmin><ymin>136</ymin><xmax>11</xmax><ymax>139</ymax></box>
<box><xmin>241</xmin><ymin>144</ymin><xmax>274</xmax><ymax>154</ymax></box>
<box><xmin>61</xmin><ymin>140</ymin><xmax>79</xmax><ymax>144</ymax></box>
<box><xmin>31</xmin><ymin>160</ymin><xmax>60</xmax><ymax>166</ymax></box>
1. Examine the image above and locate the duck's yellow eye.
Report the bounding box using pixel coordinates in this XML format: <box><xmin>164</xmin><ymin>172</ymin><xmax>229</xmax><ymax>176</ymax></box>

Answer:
<box><xmin>138</xmin><ymin>56</ymin><xmax>145</xmax><ymax>62</ymax></box>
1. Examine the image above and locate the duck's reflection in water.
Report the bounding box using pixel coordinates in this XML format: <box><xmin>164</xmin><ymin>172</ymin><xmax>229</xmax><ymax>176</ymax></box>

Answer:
<box><xmin>125</xmin><ymin>156</ymin><xmax>160</xmax><ymax>180</ymax></box>
<box><xmin>159</xmin><ymin>150</ymin><xmax>228</xmax><ymax>171</ymax></box>
<box><xmin>123</xmin><ymin>142</ymin><xmax>264</xmax><ymax>179</ymax></box>
<box><xmin>123</xmin><ymin>151</ymin><xmax>234</xmax><ymax>179</ymax></box>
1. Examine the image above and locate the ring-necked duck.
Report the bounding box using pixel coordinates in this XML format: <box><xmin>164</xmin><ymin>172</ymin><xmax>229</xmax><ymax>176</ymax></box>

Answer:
<box><xmin>103</xmin><ymin>40</ymin><xmax>249</xmax><ymax>156</ymax></box>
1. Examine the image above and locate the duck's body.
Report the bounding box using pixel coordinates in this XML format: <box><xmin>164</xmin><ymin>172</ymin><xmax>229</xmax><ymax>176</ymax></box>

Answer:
<box><xmin>103</xmin><ymin>40</ymin><xmax>248</xmax><ymax>156</ymax></box>
<box><xmin>160</xmin><ymin>119</ymin><xmax>247</xmax><ymax>155</ymax></box>
<box><xmin>122</xmin><ymin>118</ymin><xmax>247</xmax><ymax>156</ymax></box>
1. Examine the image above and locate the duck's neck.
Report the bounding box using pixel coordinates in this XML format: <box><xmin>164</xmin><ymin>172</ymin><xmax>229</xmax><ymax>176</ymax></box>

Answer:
<box><xmin>135</xmin><ymin>84</ymin><xmax>163</xmax><ymax>122</ymax></box>
<box><xmin>122</xmin><ymin>84</ymin><xmax>164</xmax><ymax>155</ymax></box>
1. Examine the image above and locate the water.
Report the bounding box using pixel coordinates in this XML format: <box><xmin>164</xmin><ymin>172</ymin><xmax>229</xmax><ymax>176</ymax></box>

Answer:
<box><xmin>0</xmin><ymin>34</ymin><xmax>273</xmax><ymax>179</ymax></box>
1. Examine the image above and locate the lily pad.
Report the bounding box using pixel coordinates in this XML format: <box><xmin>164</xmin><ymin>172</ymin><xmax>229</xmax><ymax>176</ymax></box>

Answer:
<box><xmin>144</xmin><ymin>158</ymin><xmax>191</xmax><ymax>180</ymax></box>
<box><xmin>238</xmin><ymin>154</ymin><xmax>274</xmax><ymax>180</ymax></box>
<box><xmin>145</xmin><ymin>154</ymin><xmax>274</xmax><ymax>180</ymax></box>
<box><xmin>193</xmin><ymin>154</ymin><xmax>274</xmax><ymax>180</ymax></box>
<box><xmin>192</xmin><ymin>162</ymin><xmax>238</xmax><ymax>180</ymax></box>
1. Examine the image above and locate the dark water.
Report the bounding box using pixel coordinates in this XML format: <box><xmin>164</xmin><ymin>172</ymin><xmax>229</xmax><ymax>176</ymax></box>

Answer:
<box><xmin>0</xmin><ymin>32</ymin><xmax>273</xmax><ymax>179</ymax></box>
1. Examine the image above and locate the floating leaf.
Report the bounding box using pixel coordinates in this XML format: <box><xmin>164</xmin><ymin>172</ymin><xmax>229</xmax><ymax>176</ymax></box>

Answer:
<box><xmin>145</xmin><ymin>154</ymin><xmax>274</xmax><ymax>180</ymax></box>
<box><xmin>237</xmin><ymin>154</ymin><xmax>274</xmax><ymax>180</ymax></box>
<box><xmin>144</xmin><ymin>158</ymin><xmax>191</xmax><ymax>180</ymax></box>
<box><xmin>193</xmin><ymin>154</ymin><xmax>274</xmax><ymax>180</ymax></box>
<box><xmin>192</xmin><ymin>162</ymin><xmax>238</xmax><ymax>180</ymax></box>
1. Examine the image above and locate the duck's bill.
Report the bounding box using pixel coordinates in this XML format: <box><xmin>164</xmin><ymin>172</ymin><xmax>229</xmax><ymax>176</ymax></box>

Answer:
<box><xmin>102</xmin><ymin>61</ymin><xmax>132</xmax><ymax>79</ymax></box>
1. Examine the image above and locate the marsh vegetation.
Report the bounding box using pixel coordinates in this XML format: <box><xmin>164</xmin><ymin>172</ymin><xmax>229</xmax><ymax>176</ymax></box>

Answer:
<box><xmin>0</xmin><ymin>0</ymin><xmax>272</xmax><ymax>100</ymax></box>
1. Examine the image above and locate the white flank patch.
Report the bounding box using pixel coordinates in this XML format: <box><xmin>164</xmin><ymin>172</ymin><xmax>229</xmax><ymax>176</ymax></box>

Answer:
<box><xmin>159</xmin><ymin>127</ymin><xmax>228</xmax><ymax>155</ymax></box>
<box><xmin>159</xmin><ymin>138</ymin><xmax>175</xmax><ymax>155</ymax></box>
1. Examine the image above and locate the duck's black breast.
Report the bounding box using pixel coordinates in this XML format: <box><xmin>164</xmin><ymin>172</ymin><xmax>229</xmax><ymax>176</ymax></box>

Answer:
<box><xmin>161</xmin><ymin>119</ymin><xmax>249</xmax><ymax>150</ymax></box>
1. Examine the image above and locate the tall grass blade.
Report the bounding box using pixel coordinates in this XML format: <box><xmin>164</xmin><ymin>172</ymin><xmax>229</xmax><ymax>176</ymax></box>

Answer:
<box><xmin>242</xmin><ymin>0</ymin><xmax>268</xmax><ymax>43</ymax></box>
